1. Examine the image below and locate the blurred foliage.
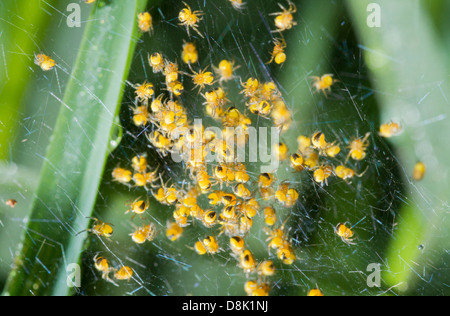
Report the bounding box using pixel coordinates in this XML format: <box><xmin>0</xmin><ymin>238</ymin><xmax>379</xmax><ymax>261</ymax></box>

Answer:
<box><xmin>347</xmin><ymin>0</ymin><xmax>450</xmax><ymax>295</ymax></box>
<box><xmin>1</xmin><ymin>0</ymin><xmax>449</xmax><ymax>296</ymax></box>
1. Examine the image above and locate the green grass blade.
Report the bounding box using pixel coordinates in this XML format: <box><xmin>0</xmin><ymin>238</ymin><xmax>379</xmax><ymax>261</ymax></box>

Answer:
<box><xmin>0</xmin><ymin>0</ymin><xmax>52</xmax><ymax>159</ymax></box>
<box><xmin>3</xmin><ymin>0</ymin><xmax>148</xmax><ymax>296</ymax></box>
<box><xmin>346</xmin><ymin>0</ymin><xmax>450</xmax><ymax>294</ymax></box>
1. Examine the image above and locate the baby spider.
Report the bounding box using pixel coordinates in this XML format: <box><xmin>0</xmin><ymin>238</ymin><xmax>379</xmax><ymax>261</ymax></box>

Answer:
<box><xmin>270</xmin><ymin>0</ymin><xmax>297</xmax><ymax>33</ymax></box>
<box><xmin>90</xmin><ymin>218</ymin><xmax>113</xmax><ymax>238</ymax></box>
<box><xmin>178</xmin><ymin>2</ymin><xmax>204</xmax><ymax>38</ymax></box>
<box><xmin>132</xmin><ymin>166</ymin><xmax>160</xmax><ymax>189</ymax></box>
<box><xmin>247</xmin><ymin>99</ymin><xmax>272</xmax><ymax>117</ymax></box>
<box><xmin>173</xmin><ymin>205</ymin><xmax>191</xmax><ymax>228</ymax></box>
<box><xmin>131</xmin><ymin>155</ymin><xmax>147</xmax><ymax>173</ymax></box>
<box><xmin>313</xmin><ymin>165</ymin><xmax>333</xmax><ymax>186</ymax></box>
<box><xmin>147</xmin><ymin>130</ymin><xmax>172</xmax><ymax>156</ymax></box>
<box><xmin>257</xmin><ymin>260</ymin><xmax>276</xmax><ymax>277</ymax></box>
<box><xmin>131</xmin><ymin>81</ymin><xmax>154</xmax><ymax>105</ymax></box>
<box><xmin>233</xmin><ymin>183</ymin><xmax>252</xmax><ymax>200</ymax></box>
<box><xmin>77</xmin><ymin>217</ymin><xmax>113</xmax><ymax>238</ymax></box>
<box><xmin>275</xmin><ymin>183</ymin><xmax>299</xmax><ymax>207</ymax></box>
<box><xmin>335</xmin><ymin>223</ymin><xmax>355</xmax><ymax>245</ymax></box>
<box><xmin>213</xmin><ymin>165</ymin><xmax>235</xmax><ymax>188</ymax></box>
<box><xmin>413</xmin><ymin>161</ymin><xmax>426</xmax><ymax>181</ymax></box>
<box><xmin>311</xmin><ymin>130</ymin><xmax>339</xmax><ymax>156</ymax></box>
<box><xmin>267</xmin><ymin>38</ymin><xmax>287</xmax><ymax>65</ymax></box>
<box><xmin>271</xmin><ymin>99</ymin><xmax>292</xmax><ymax>133</ymax></box>
<box><xmin>245</xmin><ymin>280</ymin><xmax>271</xmax><ymax>296</ymax></box>
<box><xmin>242</xmin><ymin>198</ymin><xmax>259</xmax><ymax>218</ymax></box>
<box><xmin>325</xmin><ymin>144</ymin><xmax>341</xmax><ymax>158</ymax></box>
<box><xmin>34</xmin><ymin>53</ymin><xmax>55</xmax><ymax>71</ymax></box>
<box><xmin>335</xmin><ymin>165</ymin><xmax>368</xmax><ymax>182</ymax></box>
<box><xmin>163</xmin><ymin>61</ymin><xmax>180</xmax><ymax>84</ymax></box>
<box><xmin>5</xmin><ymin>199</ymin><xmax>17</xmax><ymax>208</ymax></box>
<box><xmin>277</xmin><ymin>241</ymin><xmax>296</xmax><ymax>265</ymax></box>
<box><xmin>112</xmin><ymin>167</ymin><xmax>133</xmax><ymax>184</ymax></box>
<box><xmin>201</xmin><ymin>210</ymin><xmax>218</xmax><ymax>228</ymax></box>
<box><xmin>239</xmin><ymin>249</ymin><xmax>257</xmax><ymax>275</ymax></box>
<box><xmin>290</xmin><ymin>152</ymin><xmax>304</xmax><ymax>172</ymax></box>
<box><xmin>194</xmin><ymin>240</ymin><xmax>207</xmax><ymax>255</ymax></box>
<box><xmin>297</xmin><ymin>135</ymin><xmax>311</xmax><ymax>154</ymax></box>
<box><xmin>166</xmin><ymin>80</ymin><xmax>184</xmax><ymax>97</ymax></box>
<box><xmin>379</xmin><ymin>121</ymin><xmax>402</xmax><ymax>138</ymax></box>
<box><xmin>258</xmin><ymin>172</ymin><xmax>276</xmax><ymax>188</ymax></box>
<box><xmin>195</xmin><ymin>167</ymin><xmax>215</xmax><ymax>193</ymax></box>
<box><xmin>166</xmin><ymin>221</ymin><xmax>184</xmax><ymax>241</ymax></box>
<box><xmin>240</xmin><ymin>77</ymin><xmax>260</xmax><ymax>98</ymax></box>
<box><xmin>202</xmin><ymin>235</ymin><xmax>220</xmax><ymax>254</ymax></box>
<box><xmin>189</xmin><ymin>66</ymin><xmax>215</xmax><ymax>92</ymax></box>
<box><xmin>311</xmin><ymin>73</ymin><xmax>336</xmax><ymax>97</ymax></box>
<box><xmin>93</xmin><ymin>255</ymin><xmax>121</xmax><ymax>286</ymax></box>
<box><xmin>203</xmin><ymin>87</ymin><xmax>228</xmax><ymax>118</ymax></box>
<box><xmin>193</xmin><ymin>235</ymin><xmax>220</xmax><ymax>255</ymax></box>
<box><xmin>264</xmin><ymin>217</ymin><xmax>291</xmax><ymax>255</ymax></box>
<box><xmin>229</xmin><ymin>236</ymin><xmax>245</xmax><ymax>254</ymax></box>
<box><xmin>263</xmin><ymin>206</ymin><xmax>276</xmax><ymax>226</ymax></box>
<box><xmin>346</xmin><ymin>132</ymin><xmax>370</xmax><ymax>162</ymax></box>
<box><xmin>125</xmin><ymin>197</ymin><xmax>150</xmax><ymax>216</ymax></box>
<box><xmin>130</xmin><ymin>223</ymin><xmax>158</xmax><ymax>244</ymax></box>
<box><xmin>181</xmin><ymin>41</ymin><xmax>198</xmax><ymax>65</ymax></box>
<box><xmin>213</xmin><ymin>59</ymin><xmax>240</xmax><ymax>84</ymax></box>
<box><xmin>137</xmin><ymin>12</ymin><xmax>153</xmax><ymax>34</ymax></box>
<box><xmin>93</xmin><ymin>254</ymin><xmax>115</xmax><ymax>284</ymax></box>
<box><xmin>113</xmin><ymin>265</ymin><xmax>133</xmax><ymax>281</ymax></box>
<box><xmin>311</xmin><ymin>130</ymin><xmax>327</xmax><ymax>149</ymax></box>
<box><xmin>130</xmin><ymin>104</ymin><xmax>149</xmax><ymax>127</ymax></box>
<box><xmin>273</xmin><ymin>142</ymin><xmax>288</xmax><ymax>161</ymax></box>
<box><xmin>148</xmin><ymin>52</ymin><xmax>165</xmax><ymax>73</ymax></box>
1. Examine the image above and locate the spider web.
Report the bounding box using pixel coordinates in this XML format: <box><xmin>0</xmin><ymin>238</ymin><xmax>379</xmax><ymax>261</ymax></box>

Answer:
<box><xmin>0</xmin><ymin>0</ymin><xmax>448</xmax><ymax>296</ymax></box>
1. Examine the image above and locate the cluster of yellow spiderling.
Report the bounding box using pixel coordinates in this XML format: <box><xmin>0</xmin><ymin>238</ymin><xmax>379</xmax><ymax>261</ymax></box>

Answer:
<box><xmin>93</xmin><ymin>1</ymin><xmax>375</xmax><ymax>295</ymax></box>
<box><xmin>283</xmin><ymin>130</ymin><xmax>372</xmax><ymax>187</ymax></box>
<box><xmin>85</xmin><ymin>0</ymin><xmax>389</xmax><ymax>296</ymax></box>
<box><xmin>95</xmin><ymin>1</ymin><xmax>301</xmax><ymax>295</ymax></box>
<box><xmin>92</xmin><ymin>1</ymin><xmax>375</xmax><ymax>296</ymax></box>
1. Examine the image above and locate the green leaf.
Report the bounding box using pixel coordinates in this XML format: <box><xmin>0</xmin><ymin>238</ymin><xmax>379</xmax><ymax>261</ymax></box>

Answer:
<box><xmin>3</xmin><ymin>0</ymin><xmax>148</xmax><ymax>296</ymax></box>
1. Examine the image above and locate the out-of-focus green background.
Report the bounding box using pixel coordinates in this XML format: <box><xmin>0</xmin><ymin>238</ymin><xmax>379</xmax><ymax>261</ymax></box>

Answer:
<box><xmin>0</xmin><ymin>0</ymin><xmax>449</xmax><ymax>296</ymax></box>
